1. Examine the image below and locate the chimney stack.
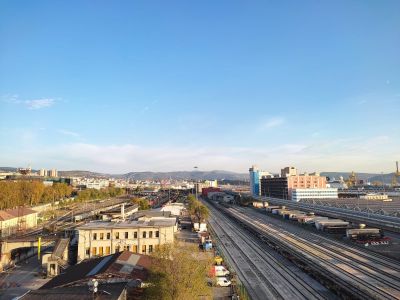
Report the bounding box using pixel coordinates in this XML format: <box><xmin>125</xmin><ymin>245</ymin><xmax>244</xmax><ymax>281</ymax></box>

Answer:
<box><xmin>121</xmin><ymin>204</ymin><xmax>125</xmax><ymax>221</ymax></box>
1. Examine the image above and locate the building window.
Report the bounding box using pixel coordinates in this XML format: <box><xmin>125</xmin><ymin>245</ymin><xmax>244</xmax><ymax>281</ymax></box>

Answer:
<box><xmin>143</xmin><ymin>231</ymin><xmax>146</xmax><ymax>238</ymax></box>
<box><xmin>134</xmin><ymin>232</ymin><xmax>137</xmax><ymax>239</ymax></box>
<box><xmin>142</xmin><ymin>245</ymin><xmax>146</xmax><ymax>253</ymax></box>
<box><xmin>125</xmin><ymin>232</ymin><xmax>128</xmax><ymax>239</ymax></box>
<box><xmin>115</xmin><ymin>246</ymin><xmax>120</xmax><ymax>252</ymax></box>
<box><xmin>107</xmin><ymin>232</ymin><xmax>110</xmax><ymax>239</ymax></box>
<box><xmin>149</xmin><ymin>231</ymin><xmax>153</xmax><ymax>238</ymax></box>
<box><xmin>149</xmin><ymin>245</ymin><xmax>153</xmax><ymax>253</ymax></box>
<box><xmin>115</xmin><ymin>232</ymin><xmax>119</xmax><ymax>239</ymax></box>
<box><xmin>99</xmin><ymin>247</ymin><xmax>104</xmax><ymax>256</ymax></box>
<box><xmin>85</xmin><ymin>247</ymin><xmax>90</xmax><ymax>256</ymax></box>
<box><xmin>155</xmin><ymin>231</ymin><xmax>159</xmax><ymax>238</ymax></box>
<box><xmin>100</xmin><ymin>233</ymin><xmax>104</xmax><ymax>240</ymax></box>
<box><xmin>105</xmin><ymin>246</ymin><xmax>111</xmax><ymax>255</ymax></box>
<box><xmin>93</xmin><ymin>233</ymin><xmax>97</xmax><ymax>240</ymax></box>
<box><xmin>132</xmin><ymin>245</ymin><xmax>138</xmax><ymax>253</ymax></box>
<box><xmin>92</xmin><ymin>247</ymin><xmax>97</xmax><ymax>256</ymax></box>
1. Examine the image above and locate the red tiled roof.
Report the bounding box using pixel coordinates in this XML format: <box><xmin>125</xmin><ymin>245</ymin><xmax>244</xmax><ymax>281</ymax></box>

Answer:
<box><xmin>0</xmin><ymin>207</ymin><xmax>37</xmax><ymax>221</ymax></box>
<box><xmin>0</xmin><ymin>211</ymin><xmax>15</xmax><ymax>221</ymax></box>
<box><xmin>5</xmin><ymin>207</ymin><xmax>37</xmax><ymax>217</ymax></box>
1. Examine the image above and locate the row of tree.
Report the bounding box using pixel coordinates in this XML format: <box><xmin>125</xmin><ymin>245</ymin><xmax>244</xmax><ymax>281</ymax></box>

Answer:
<box><xmin>187</xmin><ymin>194</ymin><xmax>209</xmax><ymax>222</ymax></box>
<box><xmin>0</xmin><ymin>181</ymin><xmax>73</xmax><ymax>210</ymax></box>
<box><xmin>75</xmin><ymin>187</ymin><xmax>125</xmax><ymax>202</ymax></box>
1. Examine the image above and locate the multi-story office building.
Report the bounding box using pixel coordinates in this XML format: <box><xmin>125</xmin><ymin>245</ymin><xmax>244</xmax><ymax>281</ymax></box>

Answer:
<box><xmin>77</xmin><ymin>218</ymin><xmax>176</xmax><ymax>262</ymax></box>
<box><xmin>261</xmin><ymin>177</ymin><xmax>289</xmax><ymax>199</ymax></box>
<box><xmin>249</xmin><ymin>165</ymin><xmax>271</xmax><ymax>197</ymax></box>
<box><xmin>261</xmin><ymin>166</ymin><xmax>328</xmax><ymax>200</ymax></box>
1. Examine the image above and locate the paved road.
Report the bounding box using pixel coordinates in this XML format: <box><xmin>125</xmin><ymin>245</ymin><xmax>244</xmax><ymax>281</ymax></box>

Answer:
<box><xmin>0</xmin><ymin>255</ymin><xmax>51</xmax><ymax>300</ymax></box>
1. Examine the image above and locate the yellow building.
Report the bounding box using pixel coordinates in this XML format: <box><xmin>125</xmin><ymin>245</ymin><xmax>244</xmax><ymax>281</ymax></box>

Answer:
<box><xmin>77</xmin><ymin>218</ymin><xmax>176</xmax><ymax>262</ymax></box>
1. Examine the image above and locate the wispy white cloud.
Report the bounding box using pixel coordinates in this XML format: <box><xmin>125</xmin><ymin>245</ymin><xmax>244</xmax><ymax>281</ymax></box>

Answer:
<box><xmin>6</xmin><ymin>133</ymin><xmax>397</xmax><ymax>174</ymax></box>
<box><xmin>2</xmin><ymin>94</ymin><xmax>56</xmax><ymax>110</ymax></box>
<box><xmin>25</xmin><ymin>98</ymin><xmax>55</xmax><ymax>110</ymax></box>
<box><xmin>58</xmin><ymin>129</ymin><xmax>81</xmax><ymax>138</ymax></box>
<box><xmin>260</xmin><ymin>117</ymin><xmax>285</xmax><ymax>130</ymax></box>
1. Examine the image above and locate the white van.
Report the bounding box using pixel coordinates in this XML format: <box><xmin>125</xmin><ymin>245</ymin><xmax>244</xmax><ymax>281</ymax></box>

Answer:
<box><xmin>216</xmin><ymin>277</ymin><xmax>231</xmax><ymax>287</ymax></box>
<box><xmin>214</xmin><ymin>266</ymin><xmax>230</xmax><ymax>277</ymax></box>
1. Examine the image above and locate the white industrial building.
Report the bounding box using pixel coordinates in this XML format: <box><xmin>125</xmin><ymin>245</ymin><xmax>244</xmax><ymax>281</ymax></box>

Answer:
<box><xmin>291</xmin><ymin>188</ymin><xmax>338</xmax><ymax>202</ymax></box>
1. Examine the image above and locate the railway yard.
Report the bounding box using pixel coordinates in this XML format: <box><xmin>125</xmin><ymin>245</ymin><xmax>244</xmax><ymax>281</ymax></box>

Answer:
<box><xmin>206</xmin><ymin>201</ymin><xmax>337</xmax><ymax>300</ymax></box>
<box><xmin>205</xmin><ymin>200</ymin><xmax>400</xmax><ymax>300</ymax></box>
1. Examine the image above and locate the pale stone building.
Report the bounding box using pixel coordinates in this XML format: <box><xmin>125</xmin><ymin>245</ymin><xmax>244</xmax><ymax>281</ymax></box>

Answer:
<box><xmin>77</xmin><ymin>218</ymin><xmax>176</xmax><ymax>262</ymax></box>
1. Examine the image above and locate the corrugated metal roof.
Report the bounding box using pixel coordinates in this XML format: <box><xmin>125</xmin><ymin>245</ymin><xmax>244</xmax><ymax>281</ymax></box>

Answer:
<box><xmin>86</xmin><ymin>255</ymin><xmax>114</xmax><ymax>276</ymax></box>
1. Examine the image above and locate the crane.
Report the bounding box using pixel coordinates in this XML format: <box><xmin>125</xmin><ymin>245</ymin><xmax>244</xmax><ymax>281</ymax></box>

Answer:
<box><xmin>346</xmin><ymin>171</ymin><xmax>357</xmax><ymax>187</ymax></box>
<box><xmin>391</xmin><ymin>161</ymin><xmax>400</xmax><ymax>187</ymax></box>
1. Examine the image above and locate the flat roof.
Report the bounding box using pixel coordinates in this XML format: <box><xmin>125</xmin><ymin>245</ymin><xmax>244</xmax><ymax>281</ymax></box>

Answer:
<box><xmin>77</xmin><ymin>218</ymin><xmax>176</xmax><ymax>230</ymax></box>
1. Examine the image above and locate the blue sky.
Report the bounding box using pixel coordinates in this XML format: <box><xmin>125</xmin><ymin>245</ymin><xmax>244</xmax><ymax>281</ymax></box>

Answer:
<box><xmin>1</xmin><ymin>1</ymin><xmax>399</xmax><ymax>173</ymax></box>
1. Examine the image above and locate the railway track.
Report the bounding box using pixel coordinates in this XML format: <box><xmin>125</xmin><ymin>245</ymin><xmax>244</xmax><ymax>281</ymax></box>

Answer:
<box><xmin>243</xmin><ymin>207</ymin><xmax>400</xmax><ymax>275</ymax></box>
<box><xmin>206</xmin><ymin>201</ymin><xmax>337</xmax><ymax>300</ymax></box>
<box><xmin>224</xmin><ymin>204</ymin><xmax>400</xmax><ymax>300</ymax></box>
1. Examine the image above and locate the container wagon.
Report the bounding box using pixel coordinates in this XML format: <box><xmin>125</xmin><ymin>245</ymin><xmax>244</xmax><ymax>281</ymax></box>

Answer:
<box><xmin>315</xmin><ymin>219</ymin><xmax>349</xmax><ymax>233</ymax></box>
<box><xmin>346</xmin><ymin>228</ymin><xmax>383</xmax><ymax>241</ymax></box>
<box><xmin>266</xmin><ymin>206</ymin><xmax>280</xmax><ymax>213</ymax></box>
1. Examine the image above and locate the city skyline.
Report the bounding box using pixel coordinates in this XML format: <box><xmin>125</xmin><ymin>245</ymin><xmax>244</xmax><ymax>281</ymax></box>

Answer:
<box><xmin>1</xmin><ymin>1</ymin><xmax>399</xmax><ymax>173</ymax></box>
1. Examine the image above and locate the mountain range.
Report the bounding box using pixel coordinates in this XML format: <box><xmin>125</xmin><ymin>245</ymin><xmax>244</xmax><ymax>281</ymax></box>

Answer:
<box><xmin>0</xmin><ymin>167</ymin><xmax>397</xmax><ymax>184</ymax></box>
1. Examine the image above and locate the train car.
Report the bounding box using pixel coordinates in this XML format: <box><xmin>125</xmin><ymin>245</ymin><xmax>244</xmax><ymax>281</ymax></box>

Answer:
<box><xmin>315</xmin><ymin>219</ymin><xmax>349</xmax><ymax>232</ymax></box>
<box><xmin>252</xmin><ymin>201</ymin><xmax>264</xmax><ymax>208</ymax></box>
<box><xmin>346</xmin><ymin>228</ymin><xmax>383</xmax><ymax>241</ymax></box>
<box><xmin>285</xmin><ymin>211</ymin><xmax>306</xmax><ymax>221</ymax></box>
<box><xmin>266</xmin><ymin>206</ymin><xmax>280</xmax><ymax>213</ymax></box>
<box><xmin>302</xmin><ymin>216</ymin><xmax>328</xmax><ymax>225</ymax></box>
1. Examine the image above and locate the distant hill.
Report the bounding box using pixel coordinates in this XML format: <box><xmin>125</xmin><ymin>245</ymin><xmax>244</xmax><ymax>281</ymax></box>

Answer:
<box><xmin>58</xmin><ymin>170</ymin><xmax>248</xmax><ymax>181</ymax></box>
<box><xmin>321</xmin><ymin>172</ymin><xmax>395</xmax><ymax>184</ymax></box>
<box><xmin>1</xmin><ymin>166</ymin><xmax>395</xmax><ymax>184</ymax></box>
<box><xmin>58</xmin><ymin>170</ymin><xmax>112</xmax><ymax>178</ymax></box>
<box><xmin>118</xmin><ymin>170</ymin><xmax>248</xmax><ymax>181</ymax></box>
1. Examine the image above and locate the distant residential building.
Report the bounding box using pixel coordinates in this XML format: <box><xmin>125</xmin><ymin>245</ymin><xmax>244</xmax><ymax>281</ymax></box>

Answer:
<box><xmin>291</xmin><ymin>188</ymin><xmax>338</xmax><ymax>202</ymax></box>
<box><xmin>48</xmin><ymin>169</ymin><xmax>58</xmax><ymax>177</ymax></box>
<box><xmin>249</xmin><ymin>165</ymin><xmax>272</xmax><ymax>196</ymax></box>
<box><xmin>281</xmin><ymin>166</ymin><xmax>297</xmax><ymax>178</ymax></box>
<box><xmin>0</xmin><ymin>207</ymin><xmax>38</xmax><ymax>237</ymax></box>
<box><xmin>205</xmin><ymin>180</ymin><xmax>218</xmax><ymax>187</ymax></box>
<box><xmin>77</xmin><ymin>217</ymin><xmax>176</xmax><ymax>262</ymax></box>
<box><xmin>39</xmin><ymin>168</ymin><xmax>47</xmax><ymax>177</ymax></box>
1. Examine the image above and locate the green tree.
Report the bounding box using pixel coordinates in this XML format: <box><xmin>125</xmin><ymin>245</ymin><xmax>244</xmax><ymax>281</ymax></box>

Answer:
<box><xmin>131</xmin><ymin>197</ymin><xmax>150</xmax><ymax>210</ymax></box>
<box><xmin>144</xmin><ymin>243</ymin><xmax>212</xmax><ymax>300</ymax></box>
<box><xmin>187</xmin><ymin>195</ymin><xmax>209</xmax><ymax>222</ymax></box>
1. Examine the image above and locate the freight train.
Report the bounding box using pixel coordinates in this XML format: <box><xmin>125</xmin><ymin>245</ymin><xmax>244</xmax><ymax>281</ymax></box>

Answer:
<box><xmin>259</xmin><ymin>204</ymin><xmax>389</xmax><ymax>244</ymax></box>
